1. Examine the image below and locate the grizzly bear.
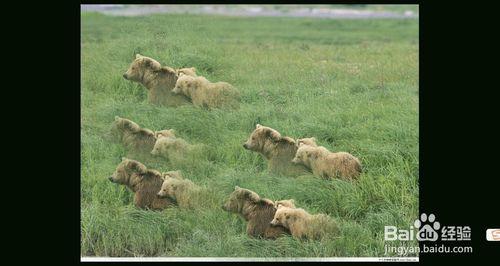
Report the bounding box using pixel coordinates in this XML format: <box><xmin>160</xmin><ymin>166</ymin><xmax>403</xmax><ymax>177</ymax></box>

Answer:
<box><xmin>108</xmin><ymin>158</ymin><xmax>175</xmax><ymax>210</ymax></box>
<box><xmin>110</xmin><ymin>116</ymin><xmax>157</xmax><ymax>157</ymax></box>
<box><xmin>122</xmin><ymin>54</ymin><xmax>192</xmax><ymax>106</ymax></box>
<box><xmin>292</xmin><ymin>142</ymin><xmax>362</xmax><ymax>180</ymax></box>
<box><xmin>156</xmin><ymin>172</ymin><xmax>203</xmax><ymax>209</ymax></box>
<box><xmin>222</xmin><ymin>186</ymin><xmax>290</xmax><ymax>239</ymax></box>
<box><xmin>243</xmin><ymin>124</ymin><xmax>310</xmax><ymax>176</ymax></box>
<box><xmin>270</xmin><ymin>205</ymin><xmax>338</xmax><ymax>240</ymax></box>
<box><xmin>274</xmin><ymin>199</ymin><xmax>296</xmax><ymax>209</ymax></box>
<box><xmin>172</xmin><ymin>73</ymin><xmax>240</xmax><ymax>109</ymax></box>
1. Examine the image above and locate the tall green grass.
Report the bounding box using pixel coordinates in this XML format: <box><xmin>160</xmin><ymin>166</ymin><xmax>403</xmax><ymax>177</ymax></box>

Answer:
<box><xmin>81</xmin><ymin>12</ymin><xmax>418</xmax><ymax>257</ymax></box>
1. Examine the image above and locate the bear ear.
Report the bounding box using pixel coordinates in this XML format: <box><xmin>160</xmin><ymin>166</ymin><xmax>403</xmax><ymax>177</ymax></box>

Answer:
<box><xmin>115</xmin><ymin>116</ymin><xmax>120</xmax><ymax>121</ymax></box>
<box><xmin>144</xmin><ymin>59</ymin><xmax>161</xmax><ymax>71</ymax></box>
<box><xmin>135</xmin><ymin>54</ymin><xmax>143</xmax><ymax>59</ymax></box>
<box><xmin>234</xmin><ymin>185</ymin><xmax>241</xmax><ymax>190</ymax></box>
<box><xmin>265</xmin><ymin>129</ymin><xmax>281</xmax><ymax>142</ymax></box>
<box><xmin>256</xmin><ymin>124</ymin><xmax>262</xmax><ymax>129</ymax></box>
<box><xmin>244</xmin><ymin>190</ymin><xmax>260</xmax><ymax>203</ymax></box>
<box><xmin>179</xmin><ymin>72</ymin><xmax>185</xmax><ymax>77</ymax></box>
<box><xmin>190</xmin><ymin>67</ymin><xmax>196</xmax><ymax>72</ymax></box>
<box><xmin>299</xmin><ymin>142</ymin><xmax>305</xmax><ymax>147</ymax></box>
<box><xmin>128</xmin><ymin>161</ymin><xmax>147</xmax><ymax>174</ymax></box>
<box><xmin>121</xmin><ymin>157</ymin><xmax>128</xmax><ymax>162</ymax></box>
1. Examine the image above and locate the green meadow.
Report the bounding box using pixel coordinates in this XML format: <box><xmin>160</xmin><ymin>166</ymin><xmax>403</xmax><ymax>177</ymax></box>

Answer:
<box><xmin>81</xmin><ymin>12</ymin><xmax>419</xmax><ymax>257</ymax></box>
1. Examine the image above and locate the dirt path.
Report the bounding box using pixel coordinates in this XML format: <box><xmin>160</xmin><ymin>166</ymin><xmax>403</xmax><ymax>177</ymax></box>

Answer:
<box><xmin>81</xmin><ymin>5</ymin><xmax>417</xmax><ymax>19</ymax></box>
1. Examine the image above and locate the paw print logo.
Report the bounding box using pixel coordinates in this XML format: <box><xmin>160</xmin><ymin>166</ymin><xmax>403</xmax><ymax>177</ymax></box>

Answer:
<box><xmin>414</xmin><ymin>213</ymin><xmax>440</xmax><ymax>241</ymax></box>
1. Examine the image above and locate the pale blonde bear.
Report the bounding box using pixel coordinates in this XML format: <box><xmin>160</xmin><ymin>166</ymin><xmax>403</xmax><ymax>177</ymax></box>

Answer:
<box><xmin>123</xmin><ymin>54</ymin><xmax>196</xmax><ymax>106</ymax></box>
<box><xmin>156</xmin><ymin>171</ymin><xmax>203</xmax><ymax>209</ymax></box>
<box><xmin>172</xmin><ymin>73</ymin><xmax>240</xmax><ymax>109</ymax></box>
<box><xmin>150</xmin><ymin>132</ymin><xmax>193</xmax><ymax>160</ymax></box>
<box><xmin>270</xmin><ymin>205</ymin><xmax>338</xmax><ymax>240</ymax></box>
<box><xmin>243</xmin><ymin>124</ymin><xmax>310</xmax><ymax>176</ymax></box>
<box><xmin>292</xmin><ymin>142</ymin><xmax>362</xmax><ymax>180</ymax></box>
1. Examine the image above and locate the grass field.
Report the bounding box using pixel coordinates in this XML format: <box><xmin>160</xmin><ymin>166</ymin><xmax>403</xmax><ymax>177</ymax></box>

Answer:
<box><xmin>81</xmin><ymin>12</ymin><xmax>419</xmax><ymax>257</ymax></box>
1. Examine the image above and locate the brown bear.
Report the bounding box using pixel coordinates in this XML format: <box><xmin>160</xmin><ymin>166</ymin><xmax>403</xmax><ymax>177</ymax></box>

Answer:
<box><xmin>243</xmin><ymin>124</ymin><xmax>310</xmax><ymax>176</ymax></box>
<box><xmin>292</xmin><ymin>142</ymin><xmax>362</xmax><ymax>180</ymax></box>
<box><xmin>274</xmin><ymin>199</ymin><xmax>296</xmax><ymax>209</ymax></box>
<box><xmin>156</xmin><ymin>172</ymin><xmax>203</xmax><ymax>209</ymax></box>
<box><xmin>108</xmin><ymin>158</ymin><xmax>175</xmax><ymax>210</ymax></box>
<box><xmin>122</xmin><ymin>54</ymin><xmax>192</xmax><ymax>106</ymax></box>
<box><xmin>222</xmin><ymin>186</ymin><xmax>290</xmax><ymax>239</ymax></box>
<box><xmin>172</xmin><ymin>73</ymin><xmax>240</xmax><ymax>109</ymax></box>
<box><xmin>270</xmin><ymin>205</ymin><xmax>338</xmax><ymax>240</ymax></box>
<box><xmin>110</xmin><ymin>116</ymin><xmax>157</xmax><ymax>156</ymax></box>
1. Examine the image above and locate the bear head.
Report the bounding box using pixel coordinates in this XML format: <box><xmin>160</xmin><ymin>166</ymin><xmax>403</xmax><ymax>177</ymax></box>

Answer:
<box><xmin>108</xmin><ymin>158</ymin><xmax>148</xmax><ymax>187</ymax></box>
<box><xmin>296</xmin><ymin>137</ymin><xmax>317</xmax><ymax>147</ymax></box>
<box><xmin>242</xmin><ymin>124</ymin><xmax>283</xmax><ymax>153</ymax></box>
<box><xmin>291</xmin><ymin>143</ymin><xmax>321</xmax><ymax>165</ymax></box>
<box><xmin>154</xmin><ymin>129</ymin><xmax>176</xmax><ymax>139</ymax></box>
<box><xmin>274</xmin><ymin>199</ymin><xmax>296</xmax><ymax>209</ymax></box>
<box><xmin>270</xmin><ymin>205</ymin><xmax>297</xmax><ymax>227</ymax></box>
<box><xmin>221</xmin><ymin>186</ymin><xmax>263</xmax><ymax>213</ymax></box>
<box><xmin>123</xmin><ymin>54</ymin><xmax>162</xmax><ymax>83</ymax></box>
<box><xmin>172</xmin><ymin>73</ymin><xmax>198</xmax><ymax>97</ymax></box>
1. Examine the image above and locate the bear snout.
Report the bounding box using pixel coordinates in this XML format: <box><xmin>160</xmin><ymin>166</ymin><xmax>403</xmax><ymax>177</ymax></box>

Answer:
<box><xmin>156</xmin><ymin>193</ymin><xmax>162</xmax><ymax>198</ymax></box>
<box><xmin>108</xmin><ymin>176</ymin><xmax>114</xmax><ymax>182</ymax></box>
<box><xmin>243</xmin><ymin>143</ymin><xmax>248</xmax><ymax>149</ymax></box>
<box><xmin>122</xmin><ymin>73</ymin><xmax>128</xmax><ymax>79</ymax></box>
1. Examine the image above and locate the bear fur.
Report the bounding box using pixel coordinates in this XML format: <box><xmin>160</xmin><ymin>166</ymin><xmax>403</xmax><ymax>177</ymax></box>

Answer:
<box><xmin>154</xmin><ymin>129</ymin><xmax>176</xmax><ymax>139</ymax></box>
<box><xmin>162</xmin><ymin>170</ymin><xmax>183</xmax><ymax>180</ymax></box>
<box><xmin>123</xmin><ymin>54</ymin><xmax>192</xmax><ymax>106</ymax></box>
<box><xmin>296</xmin><ymin>137</ymin><xmax>318</xmax><ymax>147</ymax></box>
<box><xmin>243</xmin><ymin>124</ymin><xmax>310</xmax><ymax>176</ymax></box>
<box><xmin>292</xmin><ymin>142</ymin><xmax>362</xmax><ymax>180</ymax></box>
<box><xmin>172</xmin><ymin>73</ymin><xmax>240</xmax><ymax>109</ymax></box>
<box><xmin>222</xmin><ymin>186</ymin><xmax>290</xmax><ymax>239</ymax></box>
<box><xmin>274</xmin><ymin>199</ymin><xmax>296</xmax><ymax>209</ymax></box>
<box><xmin>110</xmin><ymin>116</ymin><xmax>157</xmax><ymax>156</ymax></box>
<box><xmin>108</xmin><ymin>158</ymin><xmax>175</xmax><ymax>210</ymax></box>
<box><xmin>176</xmin><ymin>67</ymin><xmax>197</xmax><ymax>77</ymax></box>
<box><xmin>156</xmin><ymin>172</ymin><xmax>202</xmax><ymax>209</ymax></box>
<box><xmin>270</xmin><ymin>205</ymin><xmax>338</xmax><ymax>240</ymax></box>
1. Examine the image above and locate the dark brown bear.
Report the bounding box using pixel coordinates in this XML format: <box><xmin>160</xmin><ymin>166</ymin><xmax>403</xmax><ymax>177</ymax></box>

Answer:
<box><xmin>108</xmin><ymin>158</ymin><xmax>175</xmax><ymax>210</ymax></box>
<box><xmin>222</xmin><ymin>186</ymin><xmax>290</xmax><ymax>239</ymax></box>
